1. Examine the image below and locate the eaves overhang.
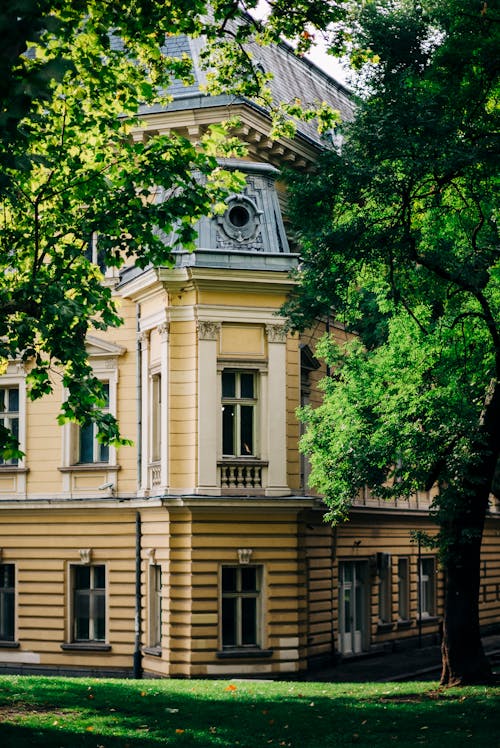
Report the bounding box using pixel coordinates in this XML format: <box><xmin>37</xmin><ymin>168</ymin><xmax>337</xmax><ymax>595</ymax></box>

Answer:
<box><xmin>119</xmin><ymin>262</ymin><xmax>298</xmax><ymax>302</ymax></box>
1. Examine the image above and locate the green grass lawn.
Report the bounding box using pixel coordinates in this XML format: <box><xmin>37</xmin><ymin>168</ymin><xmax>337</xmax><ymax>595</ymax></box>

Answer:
<box><xmin>0</xmin><ymin>675</ymin><xmax>498</xmax><ymax>747</ymax></box>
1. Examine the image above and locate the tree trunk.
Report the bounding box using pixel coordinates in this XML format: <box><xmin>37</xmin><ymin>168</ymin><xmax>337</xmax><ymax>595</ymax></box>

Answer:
<box><xmin>440</xmin><ymin>526</ymin><xmax>492</xmax><ymax>686</ymax></box>
<box><xmin>439</xmin><ymin>382</ymin><xmax>500</xmax><ymax>686</ymax></box>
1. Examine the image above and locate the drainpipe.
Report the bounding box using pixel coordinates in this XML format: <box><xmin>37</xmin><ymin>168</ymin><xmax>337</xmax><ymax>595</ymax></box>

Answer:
<box><xmin>417</xmin><ymin>535</ymin><xmax>422</xmax><ymax>649</ymax></box>
<box><xmin>136</xmin><ymin>304</ymin><xmax>142</xmax><ymax>489</ymax></box>
<box><xmin>133</xmin><ymin>511</ymin><xmax>143</xmax><ymax>679</ymax></box>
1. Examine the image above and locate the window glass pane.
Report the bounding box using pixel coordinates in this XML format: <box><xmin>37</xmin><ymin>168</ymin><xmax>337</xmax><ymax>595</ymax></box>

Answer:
<box><xmin>1</xmin><ymin>565</ymin><xmax>14</xmax><ymax>588</ymax></box>
<box><xmin>398</xmin><ymin>558</ymin><xmax>409</xmax><ymax>620</ymax></box>
<box><xmin>343</xmin><ymin>588</ymin><xmax>352</xmax><ymax>634</ymax></box>
<box><xmin>150</xmin><ymin>565</ymin><xmax>162</xmax><ymax>647</ymax></box>
<box><xmin>241</xmin><ymin>567</ymin><xmax>257</xmax><ymax>592</ymax></box>
<box><xmin>74</xmin><ymin>566</ymin><xmax>90</xmax><ymax>589</ymax></box>
<box><xmin>222</xmin><ymin>598</ymin><xmax>236</xmax><ymax>646</ymax></box>
<box><xmin>0</xmin><ymin>389</ymin><xmax>5</xmax><ymax>411</ymax></box>
<box><xmin>79</xmin><ymin>423</ymin><xmax>94</xmax><ymax>463</ymax></box>
<box><xmin>11</xmin><ymin>418</ymin><xmax>19</xmax><ymax>440</ymax></box>
<box><xmin>222</xmin><ymin>567</ymin><xmax>237</xmax><ymax>592</ymax></box>
<box><xmin>101</xmin><ymin>383</ymin><xmax>110</xmax><ymax>408</ymax></box>
<box><xmin>0</xmin><ymin>590</ymin><xmax>15</xmax><ymax>639</ymax></box>
<box><xmin>343</xmin><ymin>563</ymin><xmax>353</xmax><ymax>584</ymax></box>
<box><xmin>0</xmin><ymin>564</ymin><xmax>15</xmax><ymax>641</ymax></box>
<box><xmin>222</xmin><ymin>404</ymin><xmax>235</xmax><ymax>455</ymax></box>
<box><xmin>240</xmin><ymin>373</ymin><xmax>254</xmax><ymax>399</ymax></box>
<box><xmin>98</xmin><ymin>441</ymin><xmax>109</xmax><ymax>463</ymax></box>
<box><xmin>93</xmin><ymin>566</ymin><xmax>105</xmax><ymax>589</ymax></box>
<box><xmin>222</xmin><ymin>372</ymin><xmax>235</xmax><ymax>398</ymax></box>
<box><xmin>241</xmin><ymin>598</ymin><xmax>257</xmax><ymax>645</ymax></box>
<box><xmin>8</xmin><ymin>389</ymin><xmax>19</xmax><ymax>412</ymax></box>
<box><xmin>74</xmin><ymin>590</ymin><xmax>90</xmax><ymax>639</ymax></box>
<box><xmin>240</xmin><ymin>406</ymin><xmax>253</xmax><ymax>455</ymax></box>
<box><xmin>94</xmin><ymin>590</ymin><xmax>106</xmax><ymax>640</ymax></box>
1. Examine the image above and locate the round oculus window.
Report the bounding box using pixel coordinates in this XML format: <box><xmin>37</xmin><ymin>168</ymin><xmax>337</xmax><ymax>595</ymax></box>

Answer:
<box><xmin>228</xmin><ymin>205</ymin><xmax>251</xmax><ymax>228</ymax></box>
<box><xmin>217</xmin><ymin>197</ymin><xmax>261</xmax><ymax>242</ymax></box>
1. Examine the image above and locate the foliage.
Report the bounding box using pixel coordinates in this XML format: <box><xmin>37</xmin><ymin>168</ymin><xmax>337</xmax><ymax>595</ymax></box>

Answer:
<box><xmin>284</xmin><ymin>0</ymin><xmax>499</xmax><ymax>535</ymax></box>
<box><xmin>282</xmin><ymin>0</ymin><xmax>499</xmax><ymax>685</ymax></box>
<box><xmin>0</xmin><ymin>674</ymin><xmax>499</xmax><ymax>747</ymax></box>
<box><xmin>0</xmin><ymin>0</ymin><xmax>343</xmax><ymax>455</ymax></box>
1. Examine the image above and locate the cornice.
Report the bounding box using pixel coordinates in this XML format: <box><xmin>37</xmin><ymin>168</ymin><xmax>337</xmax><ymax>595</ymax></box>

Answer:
<box><xmin>156</xmin><ymin>265</ymin><xmax>297</xmax><ymax>295</ymax></box>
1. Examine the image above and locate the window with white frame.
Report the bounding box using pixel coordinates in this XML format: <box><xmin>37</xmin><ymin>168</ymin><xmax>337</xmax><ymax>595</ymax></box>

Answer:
<box><xmin>378</xmin><ymin>555</ymin><xmax>392</xmax><ymax>624</ymax></box>
<box><xmin>75</xmin><ymin>383</ymin><xmax>110</xmax><ymax>464</ymax></box>
<box><xmin>221</xmin><ymin>565</ymin><xmax>262</xmax><ymax>648</ymax></box>
<box><xmin>419</xmin><ymin>557</ymin><xmax>436</xmax><ymax>619</ymax></box>
<box><xmin>85</xmin><ymin>231</ymin><xmax>106</xmax><ymax>272</ymax></box>
<box><xmin>0</xmin><ymin>386</ymin><xmax>19</xmax><ymax>465</ymax></box>
<box><xmin>397</xmin><ymin>557</ymin><xmax>410</xmax><ymax>621</ymax></box>
<box><xmin>221</xmin><ymin>371</ymin><xmax>257</xmax><ymax>457</ymax></box>
<box><xmin>149</xmin><ymin>564</ymin><xmax>162</xmax><ymax>648</ymax></box>
<box><xmin>71</xmin><ymin>564</ymin><xmax>106</xmax><ymax>641</ymax></box>
<box><xmin>151</xmin><ymin>373</ymin><xmax>161</xmax><ymax>464</ymax></box>
<box><xmin>0</xmin><ymin>564</ymin><xmax>15</xmax><ymax>641</ymax></box>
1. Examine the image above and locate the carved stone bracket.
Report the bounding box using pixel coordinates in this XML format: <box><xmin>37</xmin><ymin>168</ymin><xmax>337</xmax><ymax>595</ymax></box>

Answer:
<box><xmin>197</xmin><ymin>321</ymin><xmax>221</xmax><ymax>341</ymax></box>
<box><xmin>265</xmin><ymin>324</ymin><xmax>287</xmax><ymax>344</ymax></box>
<box><xmin>157</xmin><ymin>322</ymin><xmax>169</xmax><ymax>340</ymax></box>
<box><xmin>237</xmin><ymin>548</ymin><xmax>253</xmax><ymax>565</ymax></box>
<box><xmin>79</xmin><ymin>549</ymin><xmax>92</xmax><ymax>564</ymax></box>
<box><xmin>147</xmin><ymin>548</ymin><xmax>156</xmax><ymax>565</ymax></box>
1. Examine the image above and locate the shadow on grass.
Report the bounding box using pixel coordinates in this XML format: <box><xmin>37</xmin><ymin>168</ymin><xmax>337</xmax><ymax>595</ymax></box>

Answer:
<box><xmin>0</xmin><ymin>677</ymin><xmax>498</xmax><ymax>747</ymax></box>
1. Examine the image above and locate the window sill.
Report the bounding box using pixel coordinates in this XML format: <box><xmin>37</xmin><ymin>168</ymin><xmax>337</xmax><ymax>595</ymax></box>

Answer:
<box><xmin>0</xmin><ymin>640</ymin><xmax>20</xmax><ymax>649</ymax></box>
<box><xmin>0</xmin><ymin>466</ymin><xmax>29</xmax><ymax>474</ymax></box>
<box><xmin>418</xmin><ymin>616</ymin><xmax>440</xmax><ymax>626</ymax></box>
<box><xmin>143</xmin><ymin>646</ymin><xmax>162</xmax><ymax>657</ymax></box>
<box><xmin>397</xmin><ymin>619</ymin><xmax>413</xmax><ymax>630</ymax></box>
<box><xmin>59</xmin><ymin>464</ymin><xmax>120</xmax><ymax>473</ymax></box>
<box><xmin>61</xmin><ymin>643</ymin><xmax>111</xmax><ymax>652</ymax></box>
<box><xmin>376</xmin><ymin>622</ymin><xmax>394</xmax><ymax>633</ymax></box>
<box><xmin>218</xmin><ymin>458</ymin><xmax>269</xmax><ymax>465</ymax></box>
<box><xmin>217</xmin><ymin>648</ymin><xmax>273</xmax><ymax>659</ymax></box>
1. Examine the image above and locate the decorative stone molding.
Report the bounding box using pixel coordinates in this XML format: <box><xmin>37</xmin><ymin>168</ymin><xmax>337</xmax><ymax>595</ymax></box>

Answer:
<box><xmin>79</xmin><ymin>549</ymin><xmax>92</xmax><ymax>564</ymax></box>
<box><xmin>265</xmin><ymin>324</ymin><xmax>287</xmax><ymax>344</ymax></box>
<box><xmin>147</xmin><ymin>548</ymin><xmax>156</xmax><ymax>566</ymax></box>
<box><xmin>237</xmin><ymin>548</ymin><xmax>253</xmax><ymax>565</ymax></box>
<box><xmin>157</xmin><ymin>322</ymin><xmax>169</xmax><ymax>340</ymax></box>
<box><xmin>138</xmin><ymin>331</ymin><xmax>150</xmax><ymax>345</ymax></box>
<box><xmin>197</xmin><ymin>321</ymin><xmax>221</xmax><ymax>341</ymax></box>
<box><xmin>216</xmin><ymin>196</ymin><xmax>262</xmax><ymax>243</ymax></box>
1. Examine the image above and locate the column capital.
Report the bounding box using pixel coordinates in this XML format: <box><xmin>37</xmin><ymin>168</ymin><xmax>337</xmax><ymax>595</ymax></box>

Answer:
<box><xmin>157</xmin><ymin>322</ymin><xmax>170</xmax><ymax>340</ymax></box>
<box><xmin>265</xmin><ymin>324</ymin><xmax>287</xmax><ymax>344</ymax></box>
<box><xmin>197</xmin><ymin>320</ymin><xmax>221</xmax><ymax>341</ymax></box>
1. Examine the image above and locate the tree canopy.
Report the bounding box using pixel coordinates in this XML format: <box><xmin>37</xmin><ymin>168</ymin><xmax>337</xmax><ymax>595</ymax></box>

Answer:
<box><xmin>0</xmin><ymin>0</ymin><xmax>340</xmax><ymax>458</ymax></box>
<box><xmin>283</xmin><ymin>0</ymin><xmax>499</xmax><ymax>685</ymax></box>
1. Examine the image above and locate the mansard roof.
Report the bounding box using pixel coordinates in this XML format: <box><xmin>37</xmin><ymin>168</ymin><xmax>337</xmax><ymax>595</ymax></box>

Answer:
<box><xmin>134</xmin><ymin>32</ymin><xmax>354</xmax><ymax>149</ymax></box>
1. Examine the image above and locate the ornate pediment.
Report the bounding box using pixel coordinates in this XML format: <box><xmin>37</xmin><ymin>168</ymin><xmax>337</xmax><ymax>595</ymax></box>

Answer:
<box><xmin>85</xmin><ymin>335</ymin><xmax>126</xmax><ymax>359</ymax></box>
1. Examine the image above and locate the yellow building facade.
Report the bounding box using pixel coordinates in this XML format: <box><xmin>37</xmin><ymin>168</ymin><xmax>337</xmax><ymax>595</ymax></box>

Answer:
<box><xmin>0</xmin><ymin>37</ymin><xmax>499</xmax><ymax>678</ymax></box>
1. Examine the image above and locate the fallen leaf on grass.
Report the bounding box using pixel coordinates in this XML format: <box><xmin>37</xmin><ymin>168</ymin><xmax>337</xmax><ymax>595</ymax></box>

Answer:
<box><xmin>176</xmin><ymin>729</ymin><xmax>185</xmax><ymax>734</ymax></box>
<box><xmin>225</xmin><ymin>684</ymin><xmax>237</xmax><ymax>691</ymax></box>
